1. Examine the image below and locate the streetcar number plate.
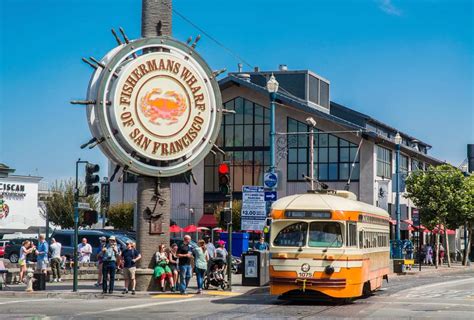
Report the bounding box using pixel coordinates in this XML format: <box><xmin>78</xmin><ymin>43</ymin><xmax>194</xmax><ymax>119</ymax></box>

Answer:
<box><xmin>298</xmin><ymin>272</ymin><xmax>312</xmax><ymax>278</ymax></box>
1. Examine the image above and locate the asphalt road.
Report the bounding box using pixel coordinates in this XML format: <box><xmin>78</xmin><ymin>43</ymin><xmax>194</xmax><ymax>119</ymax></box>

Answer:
<box><xmin>0</xmin><ymin>269</ymin><xmax>472</xmax><ymax>319</ymax></box>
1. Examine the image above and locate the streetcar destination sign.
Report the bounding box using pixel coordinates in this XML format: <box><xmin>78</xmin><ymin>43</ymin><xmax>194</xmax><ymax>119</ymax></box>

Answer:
<box><xmin>84</xmin><ymin>37</ymin><xmax>222</xmax><ymax>177</ymax></box>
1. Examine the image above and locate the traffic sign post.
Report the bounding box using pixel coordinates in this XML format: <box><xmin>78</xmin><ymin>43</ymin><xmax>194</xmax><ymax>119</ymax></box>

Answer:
<box><xmin>264</xmin><ymin>191</ymin><xmax>277</xmax><ymax>202</ymax></box>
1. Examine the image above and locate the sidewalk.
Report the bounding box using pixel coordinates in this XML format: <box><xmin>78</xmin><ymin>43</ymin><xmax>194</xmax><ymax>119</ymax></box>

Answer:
<box><xmin>390</xmin><ymin>261</ymin><xmax>473</xmax><ymax>277</ymax></box>
<box><xmin>0</xmin><ymin>273</ymin><xmax>264</xmax><ymax>299</ymax></box>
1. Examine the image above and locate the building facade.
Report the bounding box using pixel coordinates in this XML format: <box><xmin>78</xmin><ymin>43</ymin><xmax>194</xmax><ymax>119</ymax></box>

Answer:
<box><xmin>109</xmin><ymin>68</ymin><xmax>443</xmax><ymax>237</ymax></box>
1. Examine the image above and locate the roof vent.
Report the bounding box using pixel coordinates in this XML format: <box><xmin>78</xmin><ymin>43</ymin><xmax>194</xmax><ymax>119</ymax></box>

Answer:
<box><xmin>236</xmin><ymin>73</ymin><xmax>251</xmax><ymax>82</ymax></box>
<box><xmin>279</xmin><ymin>64</ymin><xmax>288</xmax><ymax>71</ymax></box>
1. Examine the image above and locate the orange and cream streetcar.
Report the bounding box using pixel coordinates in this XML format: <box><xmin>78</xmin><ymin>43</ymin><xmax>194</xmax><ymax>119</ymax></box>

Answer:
<box><xmin>269</xmin><ymin>190</ymin><xmax>390</xmax><ymax>300</ymax></box>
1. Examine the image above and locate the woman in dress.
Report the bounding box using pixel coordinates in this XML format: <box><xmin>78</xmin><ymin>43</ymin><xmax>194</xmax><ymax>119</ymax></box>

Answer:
<box><xmin>153</xmin><ymin>244</ymin><xmax>175</xmax><ymax>292</ymax></box>
<box><xmin>18</xmin><ymin>240</ymin><xmax>34</xmax><ymax>283</ymax></box>
<box><xmin>193</xmin><ymin>240</ymin><xmax>209</xmax><ymax>294</ymax></box>
<box><xmin>168</xmin><ymin>243</ymin><xmax>179</xmax><ymax>291</ymax></box>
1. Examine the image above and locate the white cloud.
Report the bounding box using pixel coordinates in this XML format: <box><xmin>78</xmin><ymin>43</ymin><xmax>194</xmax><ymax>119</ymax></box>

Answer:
<box><xmin>377</xmin><ymin>0</ymin><xmax>402</xmax><ymax>16</ymax></box>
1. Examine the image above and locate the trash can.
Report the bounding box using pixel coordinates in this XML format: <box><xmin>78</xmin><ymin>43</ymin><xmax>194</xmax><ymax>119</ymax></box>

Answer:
<box><xmin>242</xmin><ymin>250</ymin><xmax>269</xmax><ymax>286</ymax></box>
<box><xmin>219</xmin><ymin>232</ymin><xmax>249</xmax><ymax>257</ymax></box>
<box><xmin>393</xmin><ymin>259</ymin><xmax>406</xmax><ymax>274</ymax></box>
<box><xmin>33</xmin><ymin>272</ymin><xmax>46</xmax><ymax>291</ymax></box>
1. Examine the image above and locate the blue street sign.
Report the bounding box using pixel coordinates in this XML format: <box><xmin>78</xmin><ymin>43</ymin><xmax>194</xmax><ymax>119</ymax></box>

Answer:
<box><xmin>264</xmin><ymin>172</ymin><xmax>278</xmax><ymax>189</ymax></box>
<box><xmin>265</xmin><ymin>191</ymin><xmax>277</xmax><ymax>202</ymax></box>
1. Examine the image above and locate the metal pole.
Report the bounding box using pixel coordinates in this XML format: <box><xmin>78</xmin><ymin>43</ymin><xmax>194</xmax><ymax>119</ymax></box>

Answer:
<box><xmin>309</xmin><ymin>126</ymin><xmax>314</xmax><ymax>191</ymax></box>
<box><xmin>73</xmin><ymin>160</ymin><xmax>79</xmax><ymax>292</ymax></box>
<box><xmin>227</xmin><ymin>182</ymin><xmax>233</xmax><ymax>290</ymax></box>
<box><xmin>270</xmin><ymin>92</ymin><xmax>276</xmax><ymax>174</ymax></box>
<box><xmin>395</xmin><ymin>143</ymin><xmax>401</xmax><ymax>259</ymax></box>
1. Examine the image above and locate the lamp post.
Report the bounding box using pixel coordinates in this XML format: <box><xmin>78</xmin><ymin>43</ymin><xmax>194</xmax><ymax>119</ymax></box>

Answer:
<box><xmin>394</xmin><ymin>132</ymin><xmax>402</xmax><ymax>259</ymax></box>
<box><xmin>267</xmin><ymin>74</ymin><xmax>279</xmax><ymax>176</ymax></box>
<box><xmin>306</xmin><ymin>117</ymin><xmax>317</xmax><ymax>191</ymax></box>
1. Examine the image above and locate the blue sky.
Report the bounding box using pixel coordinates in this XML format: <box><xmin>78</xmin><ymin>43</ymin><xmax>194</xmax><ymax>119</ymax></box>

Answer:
<box><xmin>0</xmin><ymin>0</ymin><xmax>472</xmax><ymax>183</ymax></box>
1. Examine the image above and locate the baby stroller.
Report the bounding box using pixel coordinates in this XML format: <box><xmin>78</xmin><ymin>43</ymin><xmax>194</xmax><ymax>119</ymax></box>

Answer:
<box><xmin>203</xmin><ymin>258</ymin><xmax>229</xmax><ymax>290</ymax></box>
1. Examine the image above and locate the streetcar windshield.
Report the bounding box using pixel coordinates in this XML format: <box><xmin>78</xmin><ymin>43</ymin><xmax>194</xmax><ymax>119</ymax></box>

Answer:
<box><xmin>308</xmin><ymin>222</ymin><xmax>343</xmax><ymax>247</ymax></box>
<box><xmin>273</xmin><ymin>222</ymin><xmax>308</xmax><ymax>247</ymax></box>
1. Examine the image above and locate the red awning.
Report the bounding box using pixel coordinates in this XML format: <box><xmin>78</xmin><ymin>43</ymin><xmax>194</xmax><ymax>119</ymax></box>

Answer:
<box><xmin>183</xmin><ymin>224</ymin><xmax>197</xmax><ymax>232</ymax></box>
<box><xmin>169</xmin><ymin>225</ymin><xmax>182</xmax><ymax>233</ymax></box>
<box><xmin>431</xmin><ymin>227</ymin><xmax>456</xmax><ymax>235</ymax></box>
<box><xmin>197</xmin><ymin>214</ymin><xmax>218</xmax><ymax>228</ymax></box>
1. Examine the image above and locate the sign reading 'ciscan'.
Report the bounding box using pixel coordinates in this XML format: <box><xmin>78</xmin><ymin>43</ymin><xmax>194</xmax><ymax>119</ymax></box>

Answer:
<box><xmin>86</xmin><ymin>37</ymin><xmax>222</xmax><ymax>177</ymax></box>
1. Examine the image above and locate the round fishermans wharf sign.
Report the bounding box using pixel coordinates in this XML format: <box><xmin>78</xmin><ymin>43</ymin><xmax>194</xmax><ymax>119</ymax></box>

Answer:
<box><xmin>85</xmin><ymin>37</ymin><xmax>222</xmax><ymax>177</ymax></box>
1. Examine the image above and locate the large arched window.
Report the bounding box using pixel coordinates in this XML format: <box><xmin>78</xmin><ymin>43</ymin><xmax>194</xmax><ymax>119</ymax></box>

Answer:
<box><xmin>204</xmin><ymin>97</ymin><xmax>270</xmax><ymax>193</ymax></box>
<box><xmin>287</xmin><ymin>118</ymin><xmax>360</xmax><ymax>182</ymax></box>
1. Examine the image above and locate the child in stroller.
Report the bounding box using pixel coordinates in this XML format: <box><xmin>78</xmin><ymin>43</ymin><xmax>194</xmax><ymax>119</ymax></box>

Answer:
<box><xmin>203</xmin><ymin>257</ymin><xmax>229</xmax><ymax>290</ymax></box>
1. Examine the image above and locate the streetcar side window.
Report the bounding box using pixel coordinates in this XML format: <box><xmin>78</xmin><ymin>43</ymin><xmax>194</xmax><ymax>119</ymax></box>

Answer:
<box><xmin>347</xmin><ymin>223</ymin><xmax>357</xmax><ymax>247</ymax></box>
<box><xmin>273</xmin><ymin>222</ymin><xmax>308</xmax><ymax>247</ymax></box>
<box><xmin>359</xmin><ymin>231</ymin><xmax>364</xmax><ymax>249</ymax></box>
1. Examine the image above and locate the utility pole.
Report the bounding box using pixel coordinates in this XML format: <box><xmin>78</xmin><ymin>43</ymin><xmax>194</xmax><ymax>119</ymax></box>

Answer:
<box><xmin>135</xmin><ymin>0</ymin><xmax>173</xmax><ymax>291</ymax></box>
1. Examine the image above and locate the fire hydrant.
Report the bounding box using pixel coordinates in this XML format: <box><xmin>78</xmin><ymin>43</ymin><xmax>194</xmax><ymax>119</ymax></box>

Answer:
<box><xmin>25</xmin><ymin>268</ymin><xmax>35</xmax><ymax>292</ymax></box>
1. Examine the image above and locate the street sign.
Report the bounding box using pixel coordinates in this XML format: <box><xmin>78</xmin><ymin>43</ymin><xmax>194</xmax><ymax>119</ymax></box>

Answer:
<box><xmin>77</xmin><ymin>202</ymin><xmax>91</xmax><ymax>210</ymax></box>
<box><xmin>264</xmin><ymin>191</ymin><xmax>277</xmax><ymax>202</ymax></box>
<box><xmin>241</xmin><ymin>186</ymin><xmax>266</xmax><ymax>231</ymax></box>
<box><xmin>264</xmin><ymin>172</ymin><xmax>278</xmax><ymax>189</ymax></box>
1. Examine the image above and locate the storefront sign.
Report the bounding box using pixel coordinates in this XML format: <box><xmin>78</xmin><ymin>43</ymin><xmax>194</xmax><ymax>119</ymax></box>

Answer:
<box><xmin>85</xmin><ymin>37</ymin><xmax>222</xmax><ymax>177</ymax></box>
<box><xmin>241</xmin><ymin>186</ymin><xmax>266</xmax><ymax>231</ymax></box>
<box><xmin>0</xmin><ymin>183</ymin><xmax>26</xmax><ymax>196</ymax></box>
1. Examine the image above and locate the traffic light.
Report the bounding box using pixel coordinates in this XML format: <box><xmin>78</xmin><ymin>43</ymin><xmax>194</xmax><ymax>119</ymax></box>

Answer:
<box><xmin>83</xmin><ymin>210</ymin><xmax>98</xmax><ymax>225</ymax></box>
<box><xmin>220</xmin><ymin>208</ymin><xmax>232</xmax><ymax>224</ymax></box>
<box><xmin>218</xmin><ymin>162</ymin><xmax>231</xmax><ymax>196</ymax></box>
<box><xmin>85</xmin><ymin>163</ymin><xmax>100</xmax><ymax>196</ymax></box>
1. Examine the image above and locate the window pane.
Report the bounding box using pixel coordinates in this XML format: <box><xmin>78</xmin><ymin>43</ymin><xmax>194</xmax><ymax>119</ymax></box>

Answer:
<box><xmin>255</xmin><ymin>166</ymin><xmax>264</xmax><ymax>185</ymax></box>
<box><xmin>350</xmin><ymin>147</ymin><xmax>359</xmax><ymax>162</ymax></box>
<box><xmin>244</xmin><ymin>100</ymin><xmax>253</xmax><ymax>124</ymax></box>
<box><xmin>319</xmin><ymin>164</ymin><xmax>328</xmax><ymax>180</ymax></box>
<box><xmin>339</xmin><ymin>163</ymin><xmax>349</xmax><ymax>180</ymax></box>
<box><xmin>225</xmin><ymin>125</ymin><xmax>234</xmax><ymax>147</ymax></box>
<box><xmin>298</xmin><ymin>132</ymin><xmax>308</xmax><ymax>147</ymax></box>
<box><xmin>350</xmin><ymin>163</ymin><xmax>360</xmax><ymax>180</ymax></box>
<box><xmin>254</xmin><ymin>151</ymin><xmax>264</xmax><ymax>166</ymax></box>
<box><xmin>244</xmin><ymin>125</ymin><xmax>253</xmax><ymax>146</ymax></box>
<box><xmin>254</xmin><ymin>124</ymin><xmax>264</xmax><ymax>146</ymax></box>
<box><xmin>339</xmin><ymin>139</ymin><xmax>349</xmax><ymax>147</ymax></box>
<box><xmin>288</xmin><ymin>134</ymin><xmax>297</xmax><ymax>148</ymax></box>
<box><xmin>273</xmin><ymin>222</ymin><xmax>308</xmax><ymax>247</ymax></box>
<box><xmin>329</xmin><ymin>135</ymin><xmax>338</xmax><ymax>147</ymax></box>
<box><xmin>234</xmin><ymin>97</ymin><xmax>244</xmax><ymax>124</ymax></box>
<box><xmin>288</xmin><ymin>164</ymin><xmax>298</xmax><ymax>180</ymax></box>
<box><xmin>340</xmin><ymin>148</ymin><xmax>349</xmax><ymax>162</ymax></box>
<box><xmin>234</xmin><ymin>125</ymin><xmax>243</xmax><ymax>147</ymax></box>
<box><xmin>263</xmin><ymin>125</ymin><xmax>270</xmax><ymax>146</ymax></box>
<box><xmin>298</xmin><ymin>148</ymin><xmax>307</xmax><ymax>162</ymax></box>
<box><xmin>308</xmin><ymin>222</ymin><xmax>343</xmax><ymax>247</ymax></box>
<box><xmin>233</xmin><ymin>165</ymin><xmax>243</xmax><ymax>191</ymax></box>
<box><xmin>255</xmin><ymin>105</ymin><xmax>264</xmax><ymax>124</ymax></box>
<box><xmin>319</xmin><ymin>134</ymin><xmax>328</xmax><ymax>147</ymax></box>
<box><xmin>263</xmin><ymin>106</ymin><xmax>270</xmax><ymax>124</ymax></box>
<box><xmin>288</xmin><ymin>149</ymin><xmax>297</xmax><ymax>163</ymax></box>
<box><xmin>298</xmin><ymin>163</ymin><xmax>307</xmax><ymax>179</ymax></box>
<box><xmin>224</xmin><ymin>99</ymin><xmax>234</xmax><ymax>110</ymax></box>
<box><xmin>329</xmin><ymin>147</ymin><xmax>338</xmax><ymax>162</ymax></box>
<box><xmin>288</xmin><ymin>119</ymin><xmax>298</xmax><ymax>133</ymax></box>
<box><xmin>318</xmin><ymin>148</ymin><xmax>328</xmax><ymax>163</ymax></box>
<box><xmin>243</xmin><ymin>166</ymin><xmax>253</xmax><ymax>185</ymax></box>
<box><xmin>264</xmin><ymin>151</ymin><xmax>270</xmax><ymax>166</ymax></box>
<box><xmin>329</xmin><ymin>164</ymin><xmax>338</xmax><ymax>180</ymax></box>
<box><xmin>204</xmin><ymin>167</ymin><xmax>214</xmax><ymax>192</ymax></box>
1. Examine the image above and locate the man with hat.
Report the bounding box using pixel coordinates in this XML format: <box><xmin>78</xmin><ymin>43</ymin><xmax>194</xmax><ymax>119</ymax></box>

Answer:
<box><xmin>100</xmin><ymin>236</ymin><xmax>120</xmax><ymax>294</ymax></box>
<box><xmin>121</xmin><ymin>240</ymin><xmax>141</xmax><ymax>295</ymax></box>
<box><xmin>94</xmin><ymin>236</ymin><xmax>107</xmax><ymax>287</ymax></box>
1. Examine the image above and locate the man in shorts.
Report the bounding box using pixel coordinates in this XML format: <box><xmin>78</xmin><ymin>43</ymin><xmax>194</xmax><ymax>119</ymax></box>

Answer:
<box><xmin>35</xmin><ymin>234</ymin><xmax>49</xmax><ymax>275</ymax></box>
<box><xmin>121</xmin><ymin>241</ymin><xmax>141</xmax><ymax>295</ymax></box>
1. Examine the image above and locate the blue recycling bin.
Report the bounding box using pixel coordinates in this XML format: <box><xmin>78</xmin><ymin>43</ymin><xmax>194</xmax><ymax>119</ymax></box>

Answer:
<box><xmin>219</xmin><ymin>232</ymin><xmax>249</xmax><ymax>257</ymax></box>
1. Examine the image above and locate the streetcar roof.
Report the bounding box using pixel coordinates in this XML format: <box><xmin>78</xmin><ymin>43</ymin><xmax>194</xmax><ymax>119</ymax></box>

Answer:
<box><xmin>271</xmin><ymin>192</ymin><xmax>390</xmax><ymax>218</ymax></box>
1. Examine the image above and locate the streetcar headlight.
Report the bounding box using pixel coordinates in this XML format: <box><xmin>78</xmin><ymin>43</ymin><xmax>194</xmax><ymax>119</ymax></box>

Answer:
<box><xmin>324</xmin><ymin>265</ymin><xmax>335</xmax><ymax>275</ymax></box>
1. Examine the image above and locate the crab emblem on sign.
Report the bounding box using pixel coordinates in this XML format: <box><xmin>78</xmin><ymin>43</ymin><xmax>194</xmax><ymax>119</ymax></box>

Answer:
<box><xmin>140</xmin><ymin>88</ymin><xmax>187</xmax><ymax>125</ymax></box>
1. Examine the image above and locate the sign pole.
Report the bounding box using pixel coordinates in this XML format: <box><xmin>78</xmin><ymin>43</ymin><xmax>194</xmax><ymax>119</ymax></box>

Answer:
<box><xmin>73</xmin><ymin>159</ymin><xmax>80</xmax><ymax>292</ymax></box>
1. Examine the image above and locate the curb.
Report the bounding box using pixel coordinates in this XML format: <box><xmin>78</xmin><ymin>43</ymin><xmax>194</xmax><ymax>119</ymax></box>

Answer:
<box><xmin>243</xmin><ymin>286</ymin><xmax>269</xmax><ymax>295</ymax></box>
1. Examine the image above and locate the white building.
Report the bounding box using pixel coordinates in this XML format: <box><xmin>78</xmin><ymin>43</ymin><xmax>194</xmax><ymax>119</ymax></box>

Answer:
<box><xmin>0</xmin><ymin>175</ymin><xmax>46</xmax><ymax>234</ymax></box>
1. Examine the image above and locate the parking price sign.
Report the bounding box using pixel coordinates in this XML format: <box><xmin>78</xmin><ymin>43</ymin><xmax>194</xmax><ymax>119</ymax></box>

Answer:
<box><xmin>241</xmin><ymin>186</ymin><xmax>266</xmax><ymax>231</ymax></box>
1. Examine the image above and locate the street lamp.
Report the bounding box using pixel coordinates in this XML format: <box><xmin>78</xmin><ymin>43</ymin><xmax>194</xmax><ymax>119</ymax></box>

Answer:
<box><xmin>394</xmin><ymin>132</ymin><xmax>402</xmax><ymax>259</ymax></box>
<box><xmin>306</xmin><ymin>117</ymin><xmax>317</xmax><ymax>191</ymax></box>
<box><xmin>267</xmin><ymin>74</ymin><xmax>279</xmax><ymax>176</ymax></box>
